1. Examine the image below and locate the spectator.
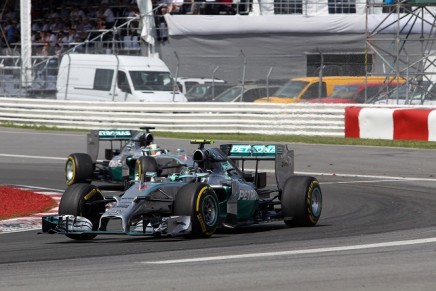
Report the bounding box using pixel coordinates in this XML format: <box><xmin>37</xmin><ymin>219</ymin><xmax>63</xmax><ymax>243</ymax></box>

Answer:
<box><xmin>67</xmin><ymin>29</ymin><xmax>79</xmax><ymax>44</ymax></box>
<box><xmin>155</xmin><ymin>5</ymin><xmax>169</xmax><ymax>42</ymax></box>
<box><xmin>97</xmin><ymin>4</ymin><xmax>115</xmax><ymax>28</ymax></box>
<box><xmin>46</xmin><ymin>30</ymin><xmax>58</xmax><ymax>48</ymax></box>
<box><xmin>169</xmin><ymin>0</ymin><xmax>184</xmax><ymax>14</ymax></box>
<box><xmin>204</xmin><ymin>0</ymin><xmax>218</xmax><ymax>14</ymax></box>
<box><xmin>39</xmin><ymin>31</ymin><xmax>50</xmax><ymax>43</ymax></box>
<box><xmin>31</xmin><ymin>20</ymin><xmax>43</xmax><ymax>32</ymax></box>
<box><xmin>58</xmin><ymin>5</ymin><xmax>70</xmax><ymax>19</ymax></box>
<box><xmin>81</xmin><ymin>18</ymin><xmax>95</xmax><ymax>32</ymax></box>
<box><xmin>126</xmin><ymin>3</ymin><xmax>141</xmax><ymax>18</ymax></box>
<box><xmin>50</xmin><ymin>17</ymin><xmax>65</xmax><ymax>32</ymax></box>
<box><xmin>47</xmin><ymin>8</ymin><xmax>60</xmax><ymax>20</ymax></box>
<box><xmin>190</xmin><ymin>0</ymin><xmax>203</xmax><ymax>14</ymax></box>
<box><xmin>59</xmin><ymin>31</ymin><xmax>71</xmax><ymax>45</ymax></box>
<box><xmin>70</xmin><ymin>5</ymin><xmax>86</xmax><ymax>20</ymax></box>
<box><xmin>5</xmin><ymin>20</ymin><xmax>18</xmax><ymax>44</ymax></box>
<box><xmin>31</xmin><ymin>31</ymin><xmax>42</xmax><ymax>43</ymax></box>
<box><xmin>4</xmin><ymin>8</ymin><xmax>17</xmax><ymax>21</ymax></box>
<box><xmin>41</xmin><ymin>20</ymin><xmax>50</xmax><ymax>32</ymax></box>
<box><xmin>54</xmin><ymin>43</ymin><xmax>63</xmax><ymax>57</ymax></box>
<box><xmin>96</xmin><ymin>17</ymin><xmax>107</xmax><ymax>30</ymax></box>
<box><xmin>125</xmin><ymin>4</ymin><xmax>141</xmax><ymax>36</ymax></box>
<box><xmin>38</xmin><ymin>42</ymin><xmax>50</xmax><ymax>56</ymax></box>
<box><xmin>83</xmin><ymin>4</ymin><xmax>97</xmax><ymax>19</ymax></box>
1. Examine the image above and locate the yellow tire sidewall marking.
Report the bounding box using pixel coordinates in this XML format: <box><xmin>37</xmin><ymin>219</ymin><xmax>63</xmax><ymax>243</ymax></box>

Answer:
<box><xmin>66</xmin><ymin>156</ymin><xmax>76</xmax><ymax>186</ymax></box>
<box><xmin>196</xmin><ymin>186</ymin><xmax>209</xmax><ymax>233</ymax></box>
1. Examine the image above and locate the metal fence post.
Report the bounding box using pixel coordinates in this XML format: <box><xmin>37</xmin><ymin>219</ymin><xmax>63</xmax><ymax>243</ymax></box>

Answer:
<box><xmin>240</xmin><ymin>50</ymin><xmax>246</xmax><ymax>102</ymax></box>
<box><xmin>266</xmin><ymin>66</ymin><xmax>273</xmax><ymax>100</ymax></box>
<box><xmin>173</xmin><ymin>51</ymin><xmax>180</xmax><ymax>102</ymax></box>
<box><xmin>212</xmin><ymin>65</ymin><xmax>220</xmax><ymax>99</ymax></box>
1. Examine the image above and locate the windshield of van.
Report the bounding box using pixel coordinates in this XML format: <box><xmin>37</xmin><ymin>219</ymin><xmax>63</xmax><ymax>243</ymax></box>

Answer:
<box><xmin>330</xmin><ymin>85</ymin><xmax>360</xmax><ymax>99</ymax></box>
<box><xmin>213</xmin><ymin>86</ymin><xmax>243</xmax><ymax>102</ymax></box>
<box><xmin>129</xmin><ymin>71</ymin><xmax>174</xmax><ymax>91</ymax></box>
<box><xmin>274</xmin><ymin>81</ymin><xmax>308</xmax><ymax>98</ymax></box>
<box><xmin>369</xmin><ymin>82</ymin><xmax>432</xmax><ymax>103</ymax></box>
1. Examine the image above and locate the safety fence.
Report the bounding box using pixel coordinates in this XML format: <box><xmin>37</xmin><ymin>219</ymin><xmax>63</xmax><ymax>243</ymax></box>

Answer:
<box><xmin>0</xmin><ymin>98</ymin><xmax>347</xmax><ymax>136</ymax></box>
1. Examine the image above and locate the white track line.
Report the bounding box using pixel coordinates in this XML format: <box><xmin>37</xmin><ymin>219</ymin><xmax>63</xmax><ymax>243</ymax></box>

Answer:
<box><xmin>0</xmin><ymin>153</ymin><xmax>65</xmax><ymax>160</ymax></box>
<box><xmin>0</xmin><ymin>130</ymin><xmax>82</xmax><ymax>137</ymax></box>
<box><xmin>143</xmin><ymin>237</ymin><xmax>436</xmax><ymax>264</ymax></box>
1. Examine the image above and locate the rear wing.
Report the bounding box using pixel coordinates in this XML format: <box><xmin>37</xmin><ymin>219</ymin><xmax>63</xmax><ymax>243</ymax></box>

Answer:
<box><xmin>96</xmin><ymin>130</ymin><xmax>134</xmax><ymax>140</ymax></box>
<box><xmin>221</xmin><ymin>144</ymin><xmax>276</xmax><ymax>158</ymax></box>
<box><xmin>87</xmin><ymin>130</ymin><xmax>138</xmax><ymax>162</ymax></box>
<box><xmin>220</xmin><ymin>144</ymin><xmax>294</xmax><ymax>191</ymax></box>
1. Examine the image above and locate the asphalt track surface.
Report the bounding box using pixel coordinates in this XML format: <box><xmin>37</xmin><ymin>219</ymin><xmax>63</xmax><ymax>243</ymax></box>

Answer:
<box><xmin>1</xmin><ymin>128</ymin><xmax>436</xmax><ymax>290</ymax></box>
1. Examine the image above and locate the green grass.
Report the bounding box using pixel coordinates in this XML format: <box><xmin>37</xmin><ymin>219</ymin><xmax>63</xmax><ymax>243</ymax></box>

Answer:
<box><xmin>2</xmin><ymin>122</ymin><xmax>436</xmax><ymax>149</ymax></box>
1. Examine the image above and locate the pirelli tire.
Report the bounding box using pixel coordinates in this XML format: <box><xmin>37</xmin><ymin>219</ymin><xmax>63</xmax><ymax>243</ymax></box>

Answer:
<box><xmin>135</xmin><ymin>156</ymin><xmax>159</xmax><ymax>180</ymax></box>
<box><xmin>281</xmin><ymin>176</ymin><xmax>322</xmax><ymax>227</ymax></box>
<box><xmin>174</xmin><ymin>183</ymin><xmax>219</xmax><ymax>238</ymax></box>
<box><xmin>65</xmin><ymin>153</ymin><xmax>93</xmax><ymax>186</ymax></box>
<box><xmin>58</xmin><ymin>183</ymin><xmax>106</xmax><ymax>240</ymax></box>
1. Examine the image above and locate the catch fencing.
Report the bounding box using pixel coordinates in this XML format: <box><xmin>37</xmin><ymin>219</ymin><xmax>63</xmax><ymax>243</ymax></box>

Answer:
<box><xmin>0</xmin><ymin>98</ymin><xmax>346</xmax><ymax>136</ymax></box>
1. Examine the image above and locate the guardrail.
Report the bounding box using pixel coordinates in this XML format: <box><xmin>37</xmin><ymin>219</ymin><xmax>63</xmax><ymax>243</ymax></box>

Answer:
<box><xmin>0</xmin><ymin>98</ymin><xmax>346</xmax><ymax>136</ymax></box>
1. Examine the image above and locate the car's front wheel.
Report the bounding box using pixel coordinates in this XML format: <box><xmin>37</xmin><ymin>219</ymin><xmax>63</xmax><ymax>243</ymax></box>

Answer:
<box><xmin>174</xmin><ymin>183</ymin><xmax>219</xmax><ymax>238</ymax></box>
<box><xmin>58</xmin><ymin>183</ymin><xmax>106</xmax><ymax>240</ymax></box>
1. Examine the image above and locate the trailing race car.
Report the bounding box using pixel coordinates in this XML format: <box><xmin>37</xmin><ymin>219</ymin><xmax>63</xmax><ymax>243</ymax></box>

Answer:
<box><xmin>65</xmin><ymin>127</ymin><xmax>186</xmax><ymax>189</ymax></box>
<box><xmin>42</xmin><ymin>140</ymin><xmax>322</xmax><ymax>240</ymax></box>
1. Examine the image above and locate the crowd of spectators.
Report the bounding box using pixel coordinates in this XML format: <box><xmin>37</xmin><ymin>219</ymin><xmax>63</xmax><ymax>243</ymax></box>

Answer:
<box><xmin>0</xmin><ymin>0</ymin><xmax>143</xmax><ymax>57</ymax></box>
<box><xmin>0</xmin><ymin>0</ymin><xmax>246</xmax><ymax>57</ymax></box>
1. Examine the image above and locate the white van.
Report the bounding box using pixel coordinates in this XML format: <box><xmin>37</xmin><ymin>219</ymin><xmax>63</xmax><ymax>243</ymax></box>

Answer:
<box><xmin>176</xmin><ymin>77</ymin><xmax>225</xmax><ymax>94</ymax></box>
<box><xmin>370</xmin><ymin>81</ymin><xmax>436</xmax><ymax>105</ymax></box>
<box><xmin>56</xmin><ymin>54</ymin><xmax>187</xmax><ymax>102</ymax></box>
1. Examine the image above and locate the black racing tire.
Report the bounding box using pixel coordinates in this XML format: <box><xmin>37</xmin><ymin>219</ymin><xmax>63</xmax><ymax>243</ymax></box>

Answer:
<box><xmin>58</xmin><ymin>183</ymin><xmax>106</xmax><ymax>240</ymax></box>
<box><xmin>174</xmin><ymin>183</ymin><xmax>219</xmax><ymax>238</ymax></box>
<box><xmin>65</xmin><ymin>153</ymin><xmax>93</xmax><ymax>186</ymax></box>
<box><xmin>135</xmin><ymin>156</ymin><xmax>159</xmax><ymax>180</ymax></box>
<box><xmin>281</xmin><ymin>176</ymin><xmax>322</xmax><ymax>227</ymax></box>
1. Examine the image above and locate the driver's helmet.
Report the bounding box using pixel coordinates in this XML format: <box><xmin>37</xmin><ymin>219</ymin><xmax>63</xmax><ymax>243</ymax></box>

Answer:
<box><xmin>146</xmin><ymin>144</ymin><xmax>162</xmax><ymax>155</ymax></box>
<box><xmin>180</xmin><ymin>166</ymin><xmax>196</xmax><ymax>175</ymax></box>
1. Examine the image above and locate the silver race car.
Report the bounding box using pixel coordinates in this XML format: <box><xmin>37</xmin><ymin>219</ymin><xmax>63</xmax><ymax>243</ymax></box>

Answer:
<box><xmin>43</xmin><ymin>140</ymin><xmax>322</xmax><ymax>240</ymax></box>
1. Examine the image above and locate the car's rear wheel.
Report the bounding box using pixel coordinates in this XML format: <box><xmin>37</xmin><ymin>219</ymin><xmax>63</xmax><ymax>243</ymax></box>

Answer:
<box><xmin>135</xmin><ymin>156</ymin><xmax>159</xmax><ymax>181</ymax></box>
<box><xmin>174</xmin><ymin>183</ymin><xmax>219</xmax><ymax>238</ymax></box>
<box><xmin>65</xmin><ymin>153</ymin><xmax>93</xmax><ymax>186</ymax></box>
<box><xmin>281</xmin><ymin>176</ymin><xmax>322</xmax><ymax>227</ymax></box>
<box><xmin>58</xmin><ymin>183</ymin><xmax>106</xmax><ymax>240</ymax></box>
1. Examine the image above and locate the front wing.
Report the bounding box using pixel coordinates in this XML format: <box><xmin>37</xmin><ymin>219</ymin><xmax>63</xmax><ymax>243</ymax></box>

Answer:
<box><xmin>42</xmin><ymin>215</ymin><xmax>192</xmax><ymax>237</ymax></box>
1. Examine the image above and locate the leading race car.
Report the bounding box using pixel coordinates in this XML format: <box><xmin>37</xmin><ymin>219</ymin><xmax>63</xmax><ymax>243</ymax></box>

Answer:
<box><xmin>42</xmin><ymin>140</ymin><xmax>322</xmax><ymax>240</ymax></box>
<box><xmin>65</xmin><ymin>127</ymin><xmax>185</xmax><ymax>190</ymax></box>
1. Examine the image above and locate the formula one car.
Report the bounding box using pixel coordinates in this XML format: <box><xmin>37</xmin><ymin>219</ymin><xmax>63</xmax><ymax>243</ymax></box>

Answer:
<box><xmin>65</xmin><ymin>127</ymin><xmax>184</xmax><ymax>190</ymax></box>
<box><xmin>42</xmin><ymin>140</ymin><xmax>322</xmax><ymax>240</ymax></box>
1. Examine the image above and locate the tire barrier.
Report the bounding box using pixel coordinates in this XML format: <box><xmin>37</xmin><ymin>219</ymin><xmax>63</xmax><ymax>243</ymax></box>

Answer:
<box><xmin>345</xmin><ymin>107</ymin><xmax>436</xmax><ymax>141</ymax></box>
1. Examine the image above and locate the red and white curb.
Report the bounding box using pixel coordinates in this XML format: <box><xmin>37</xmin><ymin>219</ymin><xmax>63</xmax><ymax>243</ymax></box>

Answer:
<box><xmin>0</xmin><ymin>191</ymin><xmax>62</xmax><ymax>234</ymax></box>
<box><xmin>345</xmin><ymin>107</ymin><xmax>436</xmax><ymax>141</ymax></box>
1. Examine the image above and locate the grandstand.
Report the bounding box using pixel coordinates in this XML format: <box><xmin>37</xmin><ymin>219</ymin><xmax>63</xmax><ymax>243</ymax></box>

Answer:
<box><xmin>2</xmin><ymin>0</ymin><xmax>436</xmax><ymax>97</ymax></box>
